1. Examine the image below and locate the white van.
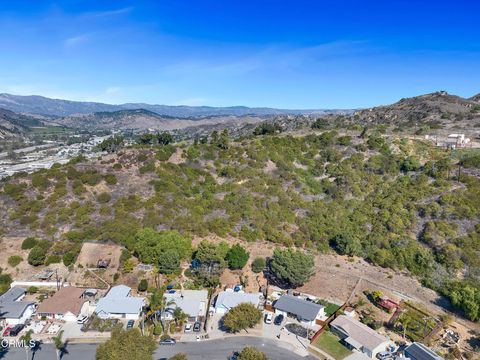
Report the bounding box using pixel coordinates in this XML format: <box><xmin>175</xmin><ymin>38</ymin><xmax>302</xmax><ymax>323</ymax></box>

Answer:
<box><xmin>76</xmin><ymin>314</ymin><xmax>88</xmax><ymax>324</ymax></box>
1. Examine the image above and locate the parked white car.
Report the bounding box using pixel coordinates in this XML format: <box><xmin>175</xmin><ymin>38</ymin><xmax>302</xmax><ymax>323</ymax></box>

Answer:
<box><xmin>76</xmin><ymin>314</ymin><xmax>88</xmax><ymax>324</ymax></box>
<box><xmin>264</xmin><ymin>312</ymin><xmax>273</xmax><ymax>324</ymax></box>
<box><xmin>184</xmin><ymin>323</ymin><xmax>193</xmax><ymax>332</ymax></box>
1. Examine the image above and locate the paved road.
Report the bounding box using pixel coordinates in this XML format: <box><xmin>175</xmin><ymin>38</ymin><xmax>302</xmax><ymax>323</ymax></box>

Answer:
<box><xmin>1</xmin><ymin>337</ymin><xmax>316</xmax><ymax>360</ymax></box>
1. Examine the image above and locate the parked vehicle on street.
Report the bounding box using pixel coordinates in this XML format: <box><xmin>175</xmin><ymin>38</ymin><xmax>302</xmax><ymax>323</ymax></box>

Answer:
<box><xmin>264</xmin><ymin>312</ymin><xmax>273</xmax><ymax>324</ymax></box>
<box><xmin>193</xmin><ymin>321</ymin><xmax>201</xmax><ymax>332</ymax></box>
<box><xmin>274</xmin><ymin>314</ymin><xmax>284</xmax><ymax>326</ymax></box>
<box><xmin>184</xmin><ymin>323</ymin><xmax>192</xmax><ymax>332</ymax></box>
<box><xmin>228</xmin><ymin>351</ymin><xmax>240</xmax><ymax>360</ymax></box>
<box><xmin>126</xmin><ymin>320</ymin><xmax>135</xmax><ymax>329</ymax></box>
<box><xmin>159</xmin><ymin>338</ymin><xmax>176</xmax><ymax>346</ymax></box>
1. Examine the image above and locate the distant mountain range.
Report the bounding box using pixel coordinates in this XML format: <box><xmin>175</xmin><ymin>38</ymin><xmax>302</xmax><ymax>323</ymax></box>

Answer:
<box><xmin>0</xmin><ymin>108</ymin><xmax>42</xmax><ymax>139</ymax></box>
<box><xmin>0</xmin><ymin>91</ymin><xmax>478</xmax><ymax>138</ymax></box>
<box><xmin>46</xmin><ymin>109</ymin><xmax>264</xmax><ymax>132</ymax></box>
<box><xmin>0</xmin><ymin>93</ymin><xmax>345</xmax><ymax>118</ymax></box>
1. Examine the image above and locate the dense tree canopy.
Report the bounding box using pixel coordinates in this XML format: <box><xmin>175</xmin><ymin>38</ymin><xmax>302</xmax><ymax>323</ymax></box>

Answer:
<box><xmin>222</xmin><ymin>303</ymin><xmax>262</xmax><ymax>333</ymax></box>
<box><xmin>270</xmin><ymin>248</ymin><xmax>315</xmax><ymax>288</ymax></box>
<box><xmin>27</xmin><ymin>245</ymin><xmax>47</xmax><ymax>266</ymax></box>
<box><xmin>133</xmin><ymin>229</ymin><xmax>191</xmax><ymax>271</ymax></box>
<box><xmin>237</xmin><ymin>347</ymin><xmax>268</xmax><ymax>360</ymax></box>
<box><xmin>96</xmin><ymin>327</ymin><xmax>156</xmax><ymax>360</ymax></box>
<box><xmin>226</xmin><ymin>244</ymin><xmax>249</xmax><ymax>269</ymax></box>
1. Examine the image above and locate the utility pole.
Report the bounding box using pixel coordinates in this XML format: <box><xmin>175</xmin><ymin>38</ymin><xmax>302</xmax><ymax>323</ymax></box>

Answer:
<box><xmin>55</xmin><ymin>269</ymin><xmax>60</xmax><ymax>290</ymax></box>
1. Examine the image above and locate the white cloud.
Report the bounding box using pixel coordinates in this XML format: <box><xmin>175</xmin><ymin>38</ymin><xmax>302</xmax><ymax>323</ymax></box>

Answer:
<box><xmin>64</xmin><ymin>33</ymin><xmax>91</xmax><ymax>48</ymax></box>
<box><xmin>83</xmin><ymin>7</ymin><xmax>134</xmax><ymax>18</ymax></box>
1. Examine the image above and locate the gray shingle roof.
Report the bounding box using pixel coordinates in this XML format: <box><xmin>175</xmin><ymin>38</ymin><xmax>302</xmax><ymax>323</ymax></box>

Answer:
<box><xmin>0</xmin><ymin>287</ymin><xmax>33</xmax><ymax>319</ymax></box>
<box><xmin>331</xmin><ymin>315</ymin><xmax>389</xmax><ymax>352</ymax></box>
<box><xmin>215</xmin><ymin>291</ymin><xmax>261</xmax><ymax>311</ymax></box>
<box><xmin>0</xmin><ymin>287</ymin><xmax>26</xmax><ymax>303</ymax></box>
<box><xmin>95</xmin><ymin>285</ymin><xmax>144</xmax><ymax>316</ymax></box>
<box><xmin>0</xmin><ymin>301</ymin><xmax>34</xmax><ymax>319</ymax></box>
<box><xmin>274</xmin><ymin>295</ymin><xmax>324</xmax><ymax>321</ymax></box>
<box><xmin>165</xmin><ymin>290</ymin><xmax>208</xmax><ymax>318</ymax></box>
<box><xmin>405</xmin><ymin>342</ymin><xmax>444</xmax><ymax>360</ymax></box>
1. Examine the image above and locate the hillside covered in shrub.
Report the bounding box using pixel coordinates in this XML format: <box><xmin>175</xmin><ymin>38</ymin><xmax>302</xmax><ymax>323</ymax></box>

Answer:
<box><xmin>0</xmin><ymin>127</ymin><xmax>479</xmax><ymax>321</ymax></box>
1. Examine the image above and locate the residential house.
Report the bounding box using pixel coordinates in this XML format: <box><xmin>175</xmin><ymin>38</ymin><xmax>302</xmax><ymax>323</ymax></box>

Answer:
<box><xmin>95</xmin><ymin>285</ymin><xmax>144</xmax><ymax>320</ymax></box>
<box><xmin>273</xmin><ymin>295</ymin><xmax>327</xmax><ymax>326</ymax></box>
<box><xmin>445</xmin><ymin>134</ymin><xmax>470</xmax><ymax>149</ymax></box>
<box><xmin>214</xmin><ymin>290</ymin><xmax>262</xmax><ymax>314</ymax></box>
<box><xmin>330</xmin><ymin>315</ymin><xmax>395</xmax><ymax>359</ymax></box>
<box><xmin>404</xmin><ymin>342</ymin><xmax>444</xmax><ymax>360</ymax></box>
<box><xmin>0</xmin><ymin>287</ymin><xmax>36</xmax><ymax>326</ymax></box>
<box><xmin>163</xmin><ymin>290</ymin><xmax>209</xmax><ymax>323</ymax></box>
<box><xmin>37</xmin><ymin>287</ymin><xmax>89</xmax><ymax>322</ymax></box>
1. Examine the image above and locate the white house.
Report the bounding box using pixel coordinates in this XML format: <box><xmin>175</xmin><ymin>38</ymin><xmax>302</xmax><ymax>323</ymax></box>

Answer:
<box><xmin>37</xmin><ymin>287</ymin><xmax>89</xmax><ymax>322</ymax></box>
<box><xmin>95</xmin><ymin>285</ymin><xmax>144</xmax><ymax>320</ymax></box>
<box><xmin>0</xmin><ymin>287</ymin><xmax>36</xmax><ymax>326</ymax></box>
<box><xmin>445</xmin><ymin>134</ymin><xmax>470</xmax><ymax>149</ymax></box>
<box><xmin>273</xmin><ymin>295</ymin><xmax>327</xmax><ymax>326</ymax></box>
<box><xmin>214</xmin><ymin>290</ymin><xmax>262</xmax><ymax>314</ymax></box>
<box><xmin>330</xmin><ymin>315</ymin><xmax>395</xmax><ymax>359</ymax></box>
<box><xmin>163</xmin><ymin>290</ymin><xmax>208</xmax><ymax>323</ymax></box>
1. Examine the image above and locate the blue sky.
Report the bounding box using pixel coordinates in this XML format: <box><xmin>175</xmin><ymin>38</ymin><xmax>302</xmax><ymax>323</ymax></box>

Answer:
<box><xmin>0</xmin><ymin>1</ymin><xmax>479</xmax><ymax>108</ymax></box>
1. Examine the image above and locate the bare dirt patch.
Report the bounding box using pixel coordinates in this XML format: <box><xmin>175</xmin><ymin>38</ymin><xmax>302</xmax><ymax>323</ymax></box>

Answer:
<box><xmin>69</xmin><ymin>242</ymin><xmax>123</xmax><ymax>287</ymax></box>
<box><xmin>75</xmin><ymin>242</ymin><xmax>122</xmax><ymax>269</ymax></box>
<box><xmin>167</xmin><ymin>147</ymin><xmax>185</xmax><ymax>164</ymax></box>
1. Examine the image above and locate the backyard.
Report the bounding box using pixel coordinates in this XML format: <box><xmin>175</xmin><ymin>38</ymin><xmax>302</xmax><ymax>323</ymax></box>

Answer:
<box><xmin>318</xmin><ymin>300</ymin><xmax>342</xmax><ymax>317</ymax></box>
<box><xmin>393</xmin><ymin>302</ymin><xmax>439</xmax><ymax>342</ymax></box>
<box><xmin>313</xmin><ymin>331</ymin><xmax>352</xmax><ymax>360</ymax></box>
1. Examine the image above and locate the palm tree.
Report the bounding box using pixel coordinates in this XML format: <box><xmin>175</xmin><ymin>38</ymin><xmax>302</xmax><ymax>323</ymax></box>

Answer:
<box><xmin>399</xmin><ymin>317</ymin><xmax>411</xmax><ymax>340</ymax></box>
<box><xmin>20</xmin><ymin>330</ymin><xmax>33</xmax><ymax>360</ymax></box>
<box><xmin>151</xmin><ymin>266</ymin><xmax>161</xmax><ymax>288</ymax></box>
<box><xmin>173</xmin><ymin>307</ymin><xmax>188</xmax><ymax>326</ymax></box>
<box><xmin>52</xmin><ymin>330</ymin><xmax>66</xmax><ymax>360</ymax></box>
<box><xmin>147</xmin><ymin>287</ymin><xmax>174</xmax><ymax>332</ymax></box>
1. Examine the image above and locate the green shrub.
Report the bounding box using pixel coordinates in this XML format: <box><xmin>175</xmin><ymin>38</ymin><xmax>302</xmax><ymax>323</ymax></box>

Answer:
<box><xmin>21</xmin><ymin>237</ymin><xmax>38</xmax><ymax>250</ymax></box>
<box><xmin>226</xmin><ymin>244</ymin><xmax>249</xmax><ymax>270</ymax></box>
<box><xmin>45</xmin><ymin>254</ymin><xmax>61</xmax><ymax>265</ymax></box>
<box><xmin>251</xmin><ymin>257</ymin><xmax>266</xmax><ymax>273</ymax></box>
<box><xmin>97</xmin><ymin>192</ymin><xmax>112</xmax><ymax>203</ymax></box>
<box><xmin>63</xmin><ymin>252</ymin><xmax>76</xmax><ymax>266</ymax></box>
<box><xmin>27</xmin><ymin>286</ymin><xmax>38</xmax><ymax>294</ymax></box>
<box><xmin>137</xmin><ymin>279</ymin><xmax>148</xmax><ymax>292</ymax></box>
<box><xmin>8</xmin><ymin>255</ymin><xmax>23</xmax><ymax>267</ymax></box>
<box><xmin>137</xmin><ymin>153</ymin><xmax>148</xmax><ymax>162</ymax></box>
<box><xmin>139</xmin><ymin>162</ymin><xmax>156</xmax><ymax>174</ymax></box>
<box><xmin>104</xmin><ymin>173</ymin><xmax>117</xmax><ymax>185</ymax></box>
<box><xmin>27</xmin><ymin>246</ymin><xmax>47</xmax><ymax>266</ymax></box>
